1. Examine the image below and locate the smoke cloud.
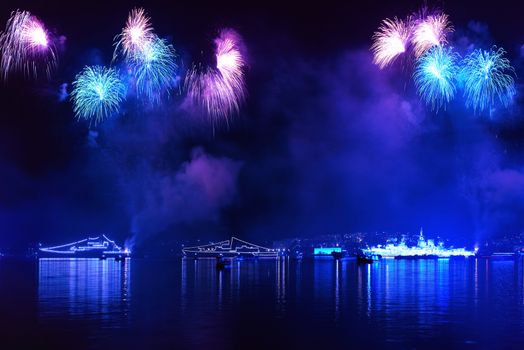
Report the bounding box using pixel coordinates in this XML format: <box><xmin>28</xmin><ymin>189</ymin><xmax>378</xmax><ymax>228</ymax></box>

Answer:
<box><xmin>126</xmin><ymin>148</ymin><xmax>242</xmax><ymax>249</ymax></box>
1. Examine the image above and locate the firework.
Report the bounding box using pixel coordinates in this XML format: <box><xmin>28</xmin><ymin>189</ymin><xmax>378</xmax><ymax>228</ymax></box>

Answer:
<box><xmin>113</xmin><ymin>8</ymin><xmax>154</xmax><ymax>62</ymax></box>
<box><xmin>185</xmin><ymin>29</ymin><xmax>246</xmax><ymax>123</ymax></box>
<box><xmin>129</xmin><ymin>35</ymin><xmax>178</xmax><ymax>104</ymax></box>
<box><xmin>0</xmin><ymin>10</ymin><xmax>57</xmax><ymax>79</ymax></box>
<box><xmin>414</xmin><ymin>46</ymin><xmax>460</xmax><ymax>110</ymax></box>
<box><xmin>371</xmin><ymin>17</ymin><xmax>412</xmax><ymax>69</ymax></box>
<box><xmin>71</xmin><ymin>66</ymin><xmax>126</xmax><ymax>124</ymax></box>
<box><xmin>461</xmin><ymin>47</ymin><xmax>515</xmax><ymax>113</ymax></box>
<box><xmin>411</xmin><ymin>13</ymin><xmax>452</xmax><ymax>58</ymax></box>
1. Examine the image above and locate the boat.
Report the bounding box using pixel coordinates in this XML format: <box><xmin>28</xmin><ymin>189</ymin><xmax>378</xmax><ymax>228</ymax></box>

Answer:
<box><xmin>39</xmin><ymin>235</ymin><xmax>130</xmax><ymax>259</ymax></box>
<box><xmin>394</xmin><ymin>254</ymin><xmax>439</xmax><ymax>260</ymax></box>
<box><xmin>357</xmin><ymin>248</ymin><xmax>381</xmax><ymax>263</ymax></box>
<box><xmin>216</xmin><ymin>257</ymin><xmax>232</xmax><ymax>269</ymax></box>
<box><xmin>365</xmin><ymin>228</ymin><xmax>476</xmax><ymax>259</ymax></box>
<box><xmin>331</xmin><ymin>251</ymin><xmax>346</xmax><ymax>260</ymax></box>
<box><xmin>290</xmin><ymin>250</ymin><xmax>304</xmax><ymax>260</ymax></box>
<box><xmin>182</xmin><ymin>237</ymin><xmax>279</xmax><ymax>259</ymax></box>
<box><xmin>357</xmin><ymin>252</ymin><xmax>373</xmax><ymax>264</ymax></box>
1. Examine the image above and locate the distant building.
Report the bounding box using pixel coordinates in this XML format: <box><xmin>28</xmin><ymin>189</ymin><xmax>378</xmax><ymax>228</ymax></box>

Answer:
<box><xmin>313</xmin><ymin>247</ymin><xmax>342</xmax><ymax>256</ymax></box>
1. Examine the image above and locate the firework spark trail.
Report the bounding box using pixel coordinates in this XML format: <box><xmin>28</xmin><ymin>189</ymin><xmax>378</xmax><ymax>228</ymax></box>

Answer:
<box><xmin>185</xmin><ymin>29</ymin><xmax>246</xmax><ymax>124</ymax></box>
<box><xmin>71</xmin><ymin>66</ymin><xmax>126</xmax><ymax>124</ymax></box>
<box><xmin>129</xmin><ymin>35</ymin><xmax>178</xmax><ymax>104</ymax></box>
<box><xmin>371</xmin><ymin>17</ymin><xmax>412</xmax><ymax>69</ymax></box>
<box><xmin>461</xmin><ymin>47</ymin><xmax>516</xmax><ymax>113</ymax></box>
<box><xmin>414</xmin><ymin>46</ymin><xmax>460</xmax><ymax>111</ymax></box>
<box><xmin>113</xmin><ymin>8</ymin><xmax>154</xmax><ymax>62</ymax></box>
<box><xmin>0</xmin><ymin>10</ymin><xmax>57</xmax><ymax>80</ymax></box>
<box><xmin>411</xmin><ymin>13</ymin><xmax>453</xmax><ymax>58</ymax></box>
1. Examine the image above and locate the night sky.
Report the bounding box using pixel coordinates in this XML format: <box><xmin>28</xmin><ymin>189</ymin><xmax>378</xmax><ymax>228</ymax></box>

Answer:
<box><xmin>1</xmin><ymin>0</ymin><xmax>524</xmax><ymax>251</ymax></box>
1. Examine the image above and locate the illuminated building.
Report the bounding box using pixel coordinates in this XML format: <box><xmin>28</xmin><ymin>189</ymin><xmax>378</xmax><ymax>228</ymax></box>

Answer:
<box><xmin>39</xmin><ymin>235</ymin><xmax>130</xmax><ymax>259</ymax></box>
<box><xmin>313</xmin><ymin>247</ymin><xmax>342</xmax><ymax>256</ymax></box>
<box><xmin>182</xmin><ymin>237</ymin><xmax>279</xmax><ymax>258</ymax></box>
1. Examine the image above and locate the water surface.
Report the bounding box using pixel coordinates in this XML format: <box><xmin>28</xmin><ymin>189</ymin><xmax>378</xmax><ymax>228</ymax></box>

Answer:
<box><xmin>1</xmin><ymin>257</ymin><xmax>524</xmax><ymax>349</ymax></box>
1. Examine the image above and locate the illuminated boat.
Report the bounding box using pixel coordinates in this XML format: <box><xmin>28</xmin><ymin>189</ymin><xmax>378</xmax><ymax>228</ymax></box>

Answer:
<box><xmin>182</xmin><ymin>237</ymin><xmax>279</xmax><ymax>259</ymax></box>
<box><xmin>39</xmin><ymin>235</ymin><xmax>130</xmax><ymax>259</ymax></box>
<box><xmin>365</xmin><ymin>228</ymin><xmax>477</xmax><ymax>259</ymax></box>
<box><xmin>356</xmin><ymin>253</ymin><xmax>373</xmax><ymax>264</ymax></box>
<box><xmin>394</xmin><ymin>254</ymin><xmax>439</xmax><ymax>260</ymax></box>
<box><xmin>331</xmin><ymin>251</ymin><xmax>346</xmax><ymax>260</ymax></box>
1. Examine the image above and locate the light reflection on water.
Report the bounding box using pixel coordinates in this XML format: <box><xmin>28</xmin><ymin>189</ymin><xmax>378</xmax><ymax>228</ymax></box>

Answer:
<box><xmin>38</xmin><ymin>258</ymin><xmax>131</xmax><ymax>326</ymax></box>
<box><xmin>29</xmin><ymin>257</ymin><xmax>524</xmax><ymax>348</ymax></box>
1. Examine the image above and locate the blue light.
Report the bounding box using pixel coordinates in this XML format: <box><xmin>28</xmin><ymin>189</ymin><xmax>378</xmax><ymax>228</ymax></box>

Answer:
<box><xmin>413</xmin><ymin>46</ymin><xmax>460</xmax><ymax>111</ymax></box>
<box><xmin>314</xmin><ymin>247</ymin><xmax>342</xmax><ymax>255</ymax></box>
<box><xmin>460</xmin><ymin>46</ymin><xmax>516</xmax><ymax>113</ymax></box>
<box><xmin>70</xmin><ymin>65</ymin><xmax>126</xmax><ymax>124</ymax></box>
<box><xmin>129</xmin><ymin>35</ymin><xmax>178</xmax><ymax>104</ymax></box>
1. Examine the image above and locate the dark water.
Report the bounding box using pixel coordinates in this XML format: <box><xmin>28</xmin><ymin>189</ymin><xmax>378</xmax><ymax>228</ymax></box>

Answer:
<box><xmin>1</xmin><ymin>257</ymin><xmax>524</xmax><ymax>349</ymax></box>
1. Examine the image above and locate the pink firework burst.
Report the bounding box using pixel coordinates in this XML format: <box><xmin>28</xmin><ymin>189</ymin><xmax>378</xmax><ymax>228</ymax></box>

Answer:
<box><xmin>185</xmin><ymin>29</ymin><xmax>247</xmax><ymax>125</ymax></box>
<box><xmin>22</xmin><ymin>19</ymin><xmax>49</xmax><ymax>49</ymax></box>
<box><xmin>0</xmin><ymin>10</ymin><xmax>57</xmax><ymax>79</ymax></box>
<box><xmin>371</xmin><ymin>17</ymin><xmax>413</xmax><ymax>69</ymax></box>
<box><xmin>113</xmin><ymin>8</ymin><xmax>155</xmax><ymax>61</ymax></box>
<box><xmin>411</xmin><ymin>13</ymin><xmax>453</xmax><ymax>58</ymax></box>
